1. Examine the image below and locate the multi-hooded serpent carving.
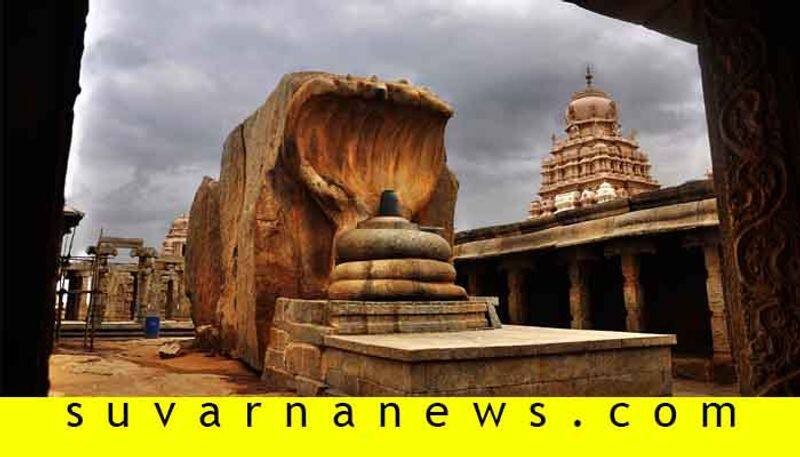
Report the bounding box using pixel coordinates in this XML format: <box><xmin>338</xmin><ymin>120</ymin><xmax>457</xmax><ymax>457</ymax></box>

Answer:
<box><xmin>186</xmin><ymin>72</ymin><xmax>460</xmax><ymax>369</ymax></box>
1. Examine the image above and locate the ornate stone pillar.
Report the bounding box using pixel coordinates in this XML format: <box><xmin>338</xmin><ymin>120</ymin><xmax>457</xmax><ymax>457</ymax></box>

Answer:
<box><xmin>567</xmin><ymin>258</ymin><xmax>591</xmax><ymax>329</ymax></box>
<box><xmin>131</xmin><ymin>246</ymin><xmax>157</xmax><ymax>320</ymax></box>
<box><xmin>703</xmin><ymin>243</ymin><xmax>734</xmax><ymax>382</ymax></box>
<box><xmin>620</xmin><ymin>252</ymin><xmax>645</xmax><ymax>332</ymax></box>
<box><xmin>93</xmin><ymin>257</ymin><xmax>111</xmax><ymax>325</ymax></box>
<box><xmin>86</xmin><ymin>241</ymin><xmax>118</xmax><ymax>325</ymax></box>
<box><xmin>699</xmin><ymin>1</ymin><xmax>800</xmax><ymax>395</ymax></box>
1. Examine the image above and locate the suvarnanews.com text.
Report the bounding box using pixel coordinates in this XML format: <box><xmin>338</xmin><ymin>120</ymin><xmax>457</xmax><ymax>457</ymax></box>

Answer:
<box><xmin>63</xmin><ymin>400</ymin><xmax>736</xmax><ymax>429</ymax></box>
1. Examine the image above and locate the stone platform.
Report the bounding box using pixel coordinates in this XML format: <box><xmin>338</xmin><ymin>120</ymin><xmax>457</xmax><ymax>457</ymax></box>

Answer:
<box><xmin>263</xmin><ymin>298</ymin><xmax>675</xmax><ymax>396</ymax></box>
<box><xmin>324</xmin><ymin>326</ymin><xmax>674</xmax><ymax>395</ymax></box>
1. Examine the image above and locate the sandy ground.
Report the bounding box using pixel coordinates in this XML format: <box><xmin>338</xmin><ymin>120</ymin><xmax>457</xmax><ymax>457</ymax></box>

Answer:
<box><xmin>49</xmin><ymin>338</ymin><xmax>293</xmax><ymax>396</ymax></box>
<box><xmin>49</xmin><ymin>338</ymin><xmax>737</xmax><ymax>396</ymax></box>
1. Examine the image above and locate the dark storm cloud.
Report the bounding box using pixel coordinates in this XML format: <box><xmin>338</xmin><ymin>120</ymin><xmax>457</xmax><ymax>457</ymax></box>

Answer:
<box><xmin>66</xmin><ymin>0</ymin><xmax>709</xmax><ymax>252</ymax></box>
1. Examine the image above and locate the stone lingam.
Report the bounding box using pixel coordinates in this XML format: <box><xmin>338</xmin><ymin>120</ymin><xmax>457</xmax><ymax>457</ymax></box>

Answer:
<box><xmin>329</xmin><ymin>190</ymin><xmax>468</xmax><ymax>302</ymax></box>
<box><xmin>263</xmin><ymin>189</ymin><xmax>675</xmax><ymax>397</ymax></box>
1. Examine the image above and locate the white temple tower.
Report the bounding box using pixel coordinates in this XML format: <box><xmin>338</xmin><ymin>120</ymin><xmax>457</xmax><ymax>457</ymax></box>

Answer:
<box><xmin>529</xmin><ymin>67</ymin><xmax>660</xmax><ymax>219</ymax></box>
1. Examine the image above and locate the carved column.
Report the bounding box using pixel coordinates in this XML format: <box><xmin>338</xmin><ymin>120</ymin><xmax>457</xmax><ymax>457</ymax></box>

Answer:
<box><xmin>132</xmin><ymin>247</ymin><xmax>157</xmax><ymax>320</ymax></box>
<box><xmin>568</xmin><ymin>258</ymin><xmax>591</xmax><ymax>329</ymax></box>
<box><xmin>86</xmin><ymin>241</ymin><xmax>118</xmax><ymax>326</ymax></box>
<box><xmin>620</xmin><ymin>252</ymin><xmax>645</xmax><ymax>332</ymax></box>
<box><xmin>703</xmin><ymin>243</ymin><xmax>734</xmax><ymax>382</ymax></box>
<box><xmin>699</xmin><ymin>1</ymin><xmax>800</xmax><ymax>395</ymax></box>
<box><xmin>93</xmin><ymin>257</ymin><xmax>110</xmax><ymax>325</ymax></box>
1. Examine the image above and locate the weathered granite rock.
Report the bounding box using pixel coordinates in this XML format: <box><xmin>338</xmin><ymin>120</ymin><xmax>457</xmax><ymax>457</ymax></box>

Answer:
<box><xmin>158</xmin><ymin>341</ymin><xmax>184</xmax><ymax>359</ymax></box>
<box><xmin>416</xmin><ymin>167</ymin><xmax>459</xmax><ymax>245</ymax></box>
<box><xmin>186</xmin><ymin>72</ymin><xmax>459</xmax><ymax>369</ymax></box>
<box><xmin>185</xmin><ymin>176</ymin><xmax>222</xmax><ymax>327</ymax></box>
<box><xmin>194</xmin><ymin>324</ymin><xmax>220</xmax><ymax>354</ymax></box>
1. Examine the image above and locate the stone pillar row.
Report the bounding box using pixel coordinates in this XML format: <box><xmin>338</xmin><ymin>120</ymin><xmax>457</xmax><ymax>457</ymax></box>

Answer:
<box><xmin>472</xmin><ymin>246</ymin><xmax>731</xmax><ymax>369</ymax></box>
<box><xmin>492</xmin><ymin>252</ymin><xmax>647</xmax><ymax>332</ymax></box>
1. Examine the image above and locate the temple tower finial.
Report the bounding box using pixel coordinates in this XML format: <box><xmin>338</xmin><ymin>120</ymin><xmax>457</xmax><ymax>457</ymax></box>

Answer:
<box><xmin>585</xmin><ymin>64</ymin><xmax>594</xmax><ymax>87</ymax></box>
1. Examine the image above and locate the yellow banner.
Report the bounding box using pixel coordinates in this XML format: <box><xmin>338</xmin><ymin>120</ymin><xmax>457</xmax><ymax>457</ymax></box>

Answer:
<box><xmin>0</xmin><ymin>398</ymin><xmax>793</xmax><ymax>455</ymax></box>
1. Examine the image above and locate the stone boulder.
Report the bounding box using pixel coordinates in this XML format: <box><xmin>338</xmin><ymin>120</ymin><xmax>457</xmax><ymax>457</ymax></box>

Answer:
<box><xmin>186</xmin><ymin>71</ymin><xmax>459</xmax><ymax>370</ymax></box>
<box><xmin>158</xmin><ymin>341</ymin><xmax>184</xmax><ymax>359</ymax></box>
<box><xmin>185</xmin><ymin>176</ymin><xmax>222</xmax><ymax>327</ymax></box>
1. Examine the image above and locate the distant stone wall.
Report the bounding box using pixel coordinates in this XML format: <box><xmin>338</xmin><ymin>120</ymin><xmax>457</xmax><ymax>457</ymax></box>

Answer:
<box><xmin>104</xmin><ymin>269</ymin><xmax>135</xmax><ymax>320</ymax></box>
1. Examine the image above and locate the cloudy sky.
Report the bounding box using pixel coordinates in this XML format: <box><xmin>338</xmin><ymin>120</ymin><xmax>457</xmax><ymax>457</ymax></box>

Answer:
<box><xmin>65</xmin><ymin>0</ymin><xmax>710</xmax><ymax>252</ymax></box>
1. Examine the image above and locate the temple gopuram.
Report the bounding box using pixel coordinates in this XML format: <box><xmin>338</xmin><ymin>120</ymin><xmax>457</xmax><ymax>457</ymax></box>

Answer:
<box><xmin>160</xmin><ymin>213</ymin><xmax>188</xmax><ymax>257</ymax></box>
<box><xmin>454</xmin><ymin>71</ymin><xmax>734</xmax><ymax>385</ymax></box>
<box><xmin>530</xmin><ymin>68</ymin><xmax>660</xmax><ymax>217</ymax></box>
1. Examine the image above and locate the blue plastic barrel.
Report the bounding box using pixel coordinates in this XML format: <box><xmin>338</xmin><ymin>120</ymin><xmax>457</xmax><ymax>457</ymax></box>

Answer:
<box><xmin>144</xmin><ymin>316</ymin><xmax>161</xmax><ymax>338</ymax></box>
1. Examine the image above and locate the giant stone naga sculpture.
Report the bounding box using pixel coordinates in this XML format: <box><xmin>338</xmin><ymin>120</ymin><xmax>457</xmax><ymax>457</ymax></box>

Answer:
<box><xmin>186</xmin><ymin>72</ymin><xmax>460</xmax><ymax>369</ymax></box>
